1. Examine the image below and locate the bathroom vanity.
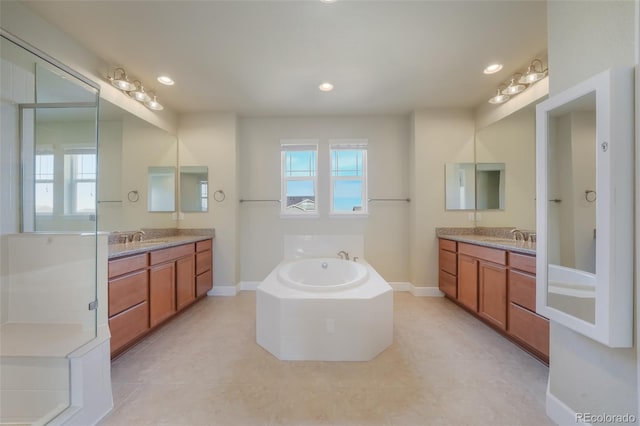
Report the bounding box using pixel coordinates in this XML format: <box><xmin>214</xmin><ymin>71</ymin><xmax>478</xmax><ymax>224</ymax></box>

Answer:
<box><xmin>108</xmin><ymin>236</ymin><xmax>214</xmax><ymax>357</ymax></box>
<box><xmin>438</xmin><ymin>233</ymin><xmax>548</xmax><ymax>363</ymax></box>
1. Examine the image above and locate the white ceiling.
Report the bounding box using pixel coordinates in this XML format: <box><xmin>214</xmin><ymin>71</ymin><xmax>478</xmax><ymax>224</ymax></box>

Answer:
<box><xmin>24</xmin><ymin>0</ymin><xmax>547</xmax><ymax>116</ymax></box>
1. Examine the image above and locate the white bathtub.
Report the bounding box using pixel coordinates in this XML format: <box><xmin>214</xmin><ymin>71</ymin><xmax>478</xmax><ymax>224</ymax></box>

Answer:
<box><xmin>277</xmin><ymin>257</ymin><xmax>369</xmax><ymax>292</ymax></box>
<box><xmin>257</xmin><ymin>257</ymin><xmax>393</xmax><ymax>361</ymax></box>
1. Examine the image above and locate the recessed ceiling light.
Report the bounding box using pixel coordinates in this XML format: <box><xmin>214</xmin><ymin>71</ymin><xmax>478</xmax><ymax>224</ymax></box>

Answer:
<box><xmin>157</xmin><ymin>75</ymin><xmax>175</xmax><ymax>86</ymax></box>
<box><xmin>318</xmin><ymin>82</ymin><xmax>334</xmax><ymax>92</ymax></box>
<box><xmin>483</xmin><ymin>63</ymin><xmax>503</xmax><ymax>74</ymax></box>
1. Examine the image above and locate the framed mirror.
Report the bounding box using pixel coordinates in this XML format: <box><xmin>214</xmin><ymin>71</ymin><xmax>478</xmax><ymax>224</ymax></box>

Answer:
<box><xmin>180</xmin><ymin>166</ymin><xmax>209</xmax><ymax>212</ymax></box>
<box><xmin>148</xmin><ymin>166</ymin><xmax>176</xmax><ymax>212</ymax></box>
<box><xmin>445</xmin><ymin>162</ymin><xmax>475</xmax><ymax>210</ymax></box>
<box><xmin>445</xmin><ymin>162</ymin><xmax>505</xmax><ymax>211</ymax></box>
<box><xmin>536</xmin><ymin>67</ymin><xmax>633</xmax><ymax>347</ymax></box>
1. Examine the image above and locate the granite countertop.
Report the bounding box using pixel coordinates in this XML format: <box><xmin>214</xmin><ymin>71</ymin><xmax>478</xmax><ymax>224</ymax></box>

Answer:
<box><xmin>109</xmin><ymin>235</ymin><xmax>212</xmax><ymax>259</ymax></box>
<box><xmin>436</xmin><ymin>227</ymin><xmax>536</xmax><ymax>255</ymax></box>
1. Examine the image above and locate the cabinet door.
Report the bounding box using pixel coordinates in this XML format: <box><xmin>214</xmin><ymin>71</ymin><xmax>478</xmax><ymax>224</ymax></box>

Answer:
<box><xmin>149</xmin><ymin>262</ymin><xmax>176</xmax><ymax>327</ymax></box>
<box><xmin>457</xmin><ymin>254</ymin><xmax>478</xmax><ymax>311</ymax></box>
<box><xmin>196</xmin><ymin>270</ymin><xmax>213</xmax><ymax>297</ymax></box>
<box><xmin>176</xmin><ymin>255</ymin><xmax>195</xmax><ymax>310</ymax></box>
<box><xmin>478</xmin><ymin>261</ymin><xmax>508</xmax><ymax>330</ymax></box>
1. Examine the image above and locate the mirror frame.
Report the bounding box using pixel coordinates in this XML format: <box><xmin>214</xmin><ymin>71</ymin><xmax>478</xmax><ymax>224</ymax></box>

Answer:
<box><xmin>535</xmin><ymin>67</ymin><xmax>634</xmax><ymax>347</ymax></box>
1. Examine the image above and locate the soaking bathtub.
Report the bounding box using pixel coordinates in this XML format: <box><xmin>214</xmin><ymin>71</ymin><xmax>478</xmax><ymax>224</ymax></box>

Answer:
<box><xmin>256</xmin><ymin>257</ymin><xmax>393</xmax><ymax>361</ymax></box>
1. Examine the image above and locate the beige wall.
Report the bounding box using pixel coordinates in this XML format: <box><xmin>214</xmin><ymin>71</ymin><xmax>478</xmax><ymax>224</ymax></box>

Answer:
<box><xmin>546</xmin><ymin>0</ymin><xmax>639</xmax><ymax>420</ymax></box>
<box><xmin>178</xmin><ymin>113</ymin><xmax>238</xmax><ymax>286</ymax></box>
<box><xmin>409</xmin><ymin>109</ymin><xmax>475</xmax><ymax>287</ymax></box>
<box><xmin>237</xmin><ymin>116</ymin><xmax>410</xmax><ymax>283</ymax></box>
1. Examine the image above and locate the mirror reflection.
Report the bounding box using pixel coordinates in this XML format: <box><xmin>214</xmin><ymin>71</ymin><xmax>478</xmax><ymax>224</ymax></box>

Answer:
<box><xmin>476</xmin><ymin>163</ymin><xmax>505</xmax><ymax>210</ymax></box>
<box><xmin>475</xmin><ymin>103</ymin><xmax>541</xmax><ymax>228</ymax></box>
<box><xmin>545</xmin><ymin>92</ymin><xmax>596</xmax><ymax>324</ymax></box>
<box><xmin>148</xmin><ymin>167</ymin><xmax>176</xmax><ymax>212</ymax></box>
<box><xmin>180</xmin><ymin>166</ymin><xmax>209</xmax><ymax>212</ymax></box>
<box><xmin>98</xmin><ymin>99</ymin><xmax>178</xmax><ymax>229</ymax></box>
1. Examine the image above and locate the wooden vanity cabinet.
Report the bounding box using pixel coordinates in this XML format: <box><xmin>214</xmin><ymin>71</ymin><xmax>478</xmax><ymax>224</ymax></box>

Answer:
<box><xmin>108</xmin><ymin>238</ymin><xmax>213</xmax><ymax>357</ymax></box>
<box><xmin>196</xmin><ymin>239</ymin><xmax>213</xmax><ymax>297</ymax></box>
<box><xmin>438</xmin><ymin>238</ymin><xmax>547</xmax><ymax>363</ymax></box>
<box><xmin>507</xmin><ymin>252</ymin><xmax>549</xmax><ymax>360</ymax></box>
<box><xmin>438</xmin><ymin>239</ymin><xmax>457</xmax><ymax>298</ymax></box>
<box><xmin>107</xmin><ymin>253</ymin><xmax>150</xmax><ymax>356</ymax></box>
<box><xmin>149</xmin><ymin>243</ymin><xmax>195</xmax><ymax>325</ymax></box>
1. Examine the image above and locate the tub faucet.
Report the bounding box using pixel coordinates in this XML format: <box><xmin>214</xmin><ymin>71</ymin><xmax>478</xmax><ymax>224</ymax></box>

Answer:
<box><xmin>337</xmin><ymin>250</ymin><xmax>350</xmax><ymax>260</ymax></box>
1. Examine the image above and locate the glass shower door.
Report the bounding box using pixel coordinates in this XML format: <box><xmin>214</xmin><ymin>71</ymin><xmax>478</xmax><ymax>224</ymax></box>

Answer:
<box><xmin>0</xmin><ymin>34</ymin><xmax>99</xmax><ymax>425</ymax></box>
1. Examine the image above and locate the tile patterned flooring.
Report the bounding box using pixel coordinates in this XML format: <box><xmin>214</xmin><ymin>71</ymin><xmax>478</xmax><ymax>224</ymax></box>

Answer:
<box><xmin>100</xmin><ymin>292</ymin><xmax>552</xmax><ymax>426</ymax></box>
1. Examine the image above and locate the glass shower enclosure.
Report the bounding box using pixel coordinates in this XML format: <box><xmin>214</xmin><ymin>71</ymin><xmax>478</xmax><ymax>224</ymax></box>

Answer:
<box><xmin>0</xmin><ymin>33</ymin><xmax>99</xmax><ymax>424</ymax></box>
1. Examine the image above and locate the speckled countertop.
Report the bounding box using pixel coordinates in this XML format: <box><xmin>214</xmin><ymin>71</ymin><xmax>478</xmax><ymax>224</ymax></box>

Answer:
<box><xmin>108</xmin><ymin>228</ymin><xmax>214</xmax><ymax>259</ymax></box>
<box><xmin>437</xmin><ymin>227</ymin><xmax>536</xmax><ymax>255</ymax></box>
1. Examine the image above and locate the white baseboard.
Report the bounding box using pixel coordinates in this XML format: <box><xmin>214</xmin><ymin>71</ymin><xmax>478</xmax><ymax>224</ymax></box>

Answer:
<box><xmin>546</xmin><ymin>380</ymin><xmax>588</xmax><ymax>425</ymax></box>
<box><xmin>239</xmin><ymin>281</ymin><xmax>260</xmax><ymax>291</ymax></box>
<box><xmin>389</xmin><ymin>282</ymin><xmax>444</xmax><ymax>297</ymax></box>
<box><xmin>208</xmin><ymin>283</ymin><xmax>239</xmax><ymax>296</ymax></box>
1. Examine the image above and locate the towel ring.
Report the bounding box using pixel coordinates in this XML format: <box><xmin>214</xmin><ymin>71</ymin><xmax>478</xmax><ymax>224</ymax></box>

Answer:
<box><xmin>585</xmin><ymin>190</ymin><xmax>596</xmax><ymax>202</ymax></box>
<box><xmin>127</xmin><ymin>190</ymin><xmax>139</xmax><ymax>202</ymax></box>
<box><xmin>213</xmin><ymin>190</ymin><xmax>226</xmax><ymax>202</ymax></box>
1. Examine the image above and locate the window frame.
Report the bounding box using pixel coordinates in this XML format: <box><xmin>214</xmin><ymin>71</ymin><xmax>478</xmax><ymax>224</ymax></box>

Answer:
<box><xmin>280</xmin><ymin>140</ymin><xmax>319</xmax><ymax>217</ymax></box>
<box><xmin>64</xmin><ymin>148</ymin><xmax>97</xmax><ymax>215</ymax></box>
<box><xmin>34</xmin><ymin>148</ymin><xmax>55</xmax><ymax>216</ymax></box>
<box><xmin>329</xmin><ymin>140</ymin><xmax>368</xmax><ymax>216</ymax></box>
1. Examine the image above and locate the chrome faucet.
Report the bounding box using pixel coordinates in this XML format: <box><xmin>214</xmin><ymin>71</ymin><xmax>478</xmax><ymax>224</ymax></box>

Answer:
<box><xmin>510</xmin><ymin>228</ymin><xmax>526</xmax><ymax>242</ymax></box>
<box><xmin>337</xmin><ymin>250</ymin><xmax>350</xmax><ymax>260</ymax></box>
<box><xmin>129</xmin><ymin>230</ymin><xmax>145</xmax><ymax>243</ymax></box>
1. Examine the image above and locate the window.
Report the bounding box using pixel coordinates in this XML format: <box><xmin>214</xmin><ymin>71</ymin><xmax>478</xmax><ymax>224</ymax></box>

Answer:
<box><xmin>330</xmin><ymin>141</ymin><xmax>368</xmax><ymax>214</ymax></box>
<box><xmin>200</xmin><ymin>180</ymin><xmax>208</xmax><ymax>211</ymax></box>
<box><xmin>35</xmin><ymin>151</ymin><xmax>54</xmax><ymax>214</ymax></box>
<box><xmin>281</xmin><ymin>142</ymin><xmax>318</xmax><ymax>215</ymax></box>
<box><xmin>64</xmin><ymin>149</ymin><xmax>96</xmax><ymax>214</ymax></box>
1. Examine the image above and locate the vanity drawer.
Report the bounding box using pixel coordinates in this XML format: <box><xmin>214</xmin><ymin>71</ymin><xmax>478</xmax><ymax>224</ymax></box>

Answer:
<box><xmin>439</xmin><ymin>270</ymin><xmax>456</xmax><ymax>298</ymax></box>
<box><xmin>439</xmin><ymin>239</ymin><xmax>457</xmax><ymax>253</ymax></box>
<box><xmin>509</xmin><ymin>252</ymin><xmax>536</xmax><ymax>274</ymax></box>
<box><xmin>196</xmin><ymin>270</ymin><xmax>213</xmax><ymax>297</ymax></box>
<box><xmin>109</xmin><ymin>301</ymin><xmax>149</xmax><ymax>355</ymax></box>
<box><xmin>458</xmin><ymin>243</ymin><xmax>506</xmax><ymax>265</ymax></box>
<box><xmin>196</xmin><ymin>239</ymin><xmax>212</xmax><ymax>252</ymax></box>
<box><xmin>508</xmin><ymin>303</ymin><xmax>549</xmax><ymax>357</ymax></box>
<box><xmin>108</xmin><ymin>253</ymin><xmax>148</xmax><ymax>279</ymax></box>
<box><xmin>150</xmin><ymin>243</ymin><xmax>195</xmax><ymax>265</ymax></box>
<box><xmin>509</xmin><ymin>270</ymin><xmax>536</xmax><ymax>312</ymax></box>
<box><xmin>439</xmin><ymin>249</ymin><xmax>457</xmax><ymax>275</ymax></box>
<box><xmin>196</xmin><ymin>250</ymin><xmax>213</xmax><ymax>276</ymax></box>
<box><xmin>108</xmin><ymin>270</ymin><xmax>148</xmax><ymax>316</ymax></box>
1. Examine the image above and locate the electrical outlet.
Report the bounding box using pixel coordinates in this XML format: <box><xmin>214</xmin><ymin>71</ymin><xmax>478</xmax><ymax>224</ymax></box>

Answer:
<box><xmin>476</xmin><ymin>212</ymin><xmax>482</xmax><ymax>222</ymax></box>
<box><xmin>468</xmin><ymin>212</ymin><xmax>475</xmax><ymax>221</ymax></box>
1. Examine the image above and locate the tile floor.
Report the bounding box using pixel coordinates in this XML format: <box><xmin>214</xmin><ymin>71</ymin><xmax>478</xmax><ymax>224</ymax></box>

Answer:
<box><xmin>100</xmin><ymin>292</ymin><xmax>552</xmax><ymax>426</ymax></box>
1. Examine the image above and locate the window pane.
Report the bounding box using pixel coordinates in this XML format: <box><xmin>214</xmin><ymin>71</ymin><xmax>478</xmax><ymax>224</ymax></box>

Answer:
<box><xmin>285</xmin><ymin>180</ymin><xmax>315</xmax><ymax>211</ymax></box>
<box><xmin>75</xmin><ymin>154</ymin><xmax>96</xmax><ymax>179</ymax></box>
<box><xmin>332</xmin><ymin>150</ymin><xmax>363</xmax><ymax>177</ymax></box>
<box><xmin>35</xmin><ymin>182</ymin><xmax>54</xmax><ymax>213</ymax></box>
<box><xmin>285</xmin><ymin>151</ymin><xmax>316</xmax><ymax>177</ymax></box>
<box><xmin>333</xmin><ymin>180</ymin><xmax>363</xmax><ymax>212</ymax></box>
<box><xmin>35</xmin><ymin>154</ymin><xmax>54</xmax><ymax>180</ymax></box>
<box><xmin>75</xmin><ymin>182</ymin><xmax>96</xmax><ymax>213</ymax></box>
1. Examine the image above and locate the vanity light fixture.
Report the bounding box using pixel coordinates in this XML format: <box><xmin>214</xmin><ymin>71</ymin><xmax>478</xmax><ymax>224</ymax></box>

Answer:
<box><xmin>108</xmin><ymin>67</ymin><xmax>136</xmax><ymax>91</ymax></box>
<box><xmin>145</xmin><ymin>95</ymin><xmax>164</xmax><ymax>111</ymax></box>
<box><xmin>501</xmin><ymin>73</ymin><xmax>527</xmax><ymax>95</ymax></box>
<box><xmin>130</xmin><ymin>81</ymin><xmax>152</xmax><ymax>103</ymax></box>
<box><xmin>519</xmin><ymin>59</ymin><xmax>548</xmax><ymax>84</ymax></box>
<box><xmin>488</xmin><ymin>58</ymin><xmax>548</xmax><ymax>105</ymax></box>
<box><xmin>107</xmin><ymin>67</ymin><xmax>164</xmax><ymax>111</ymax></box>
<box><xmin>319</xmin><ymin>82</ymin><xmax>334</xmax><ymax>92</ymax></box>
<box><xmin>488</xmin><ymin>86</ymin><xmax>510</xmax><ymax>104</ymax></box>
